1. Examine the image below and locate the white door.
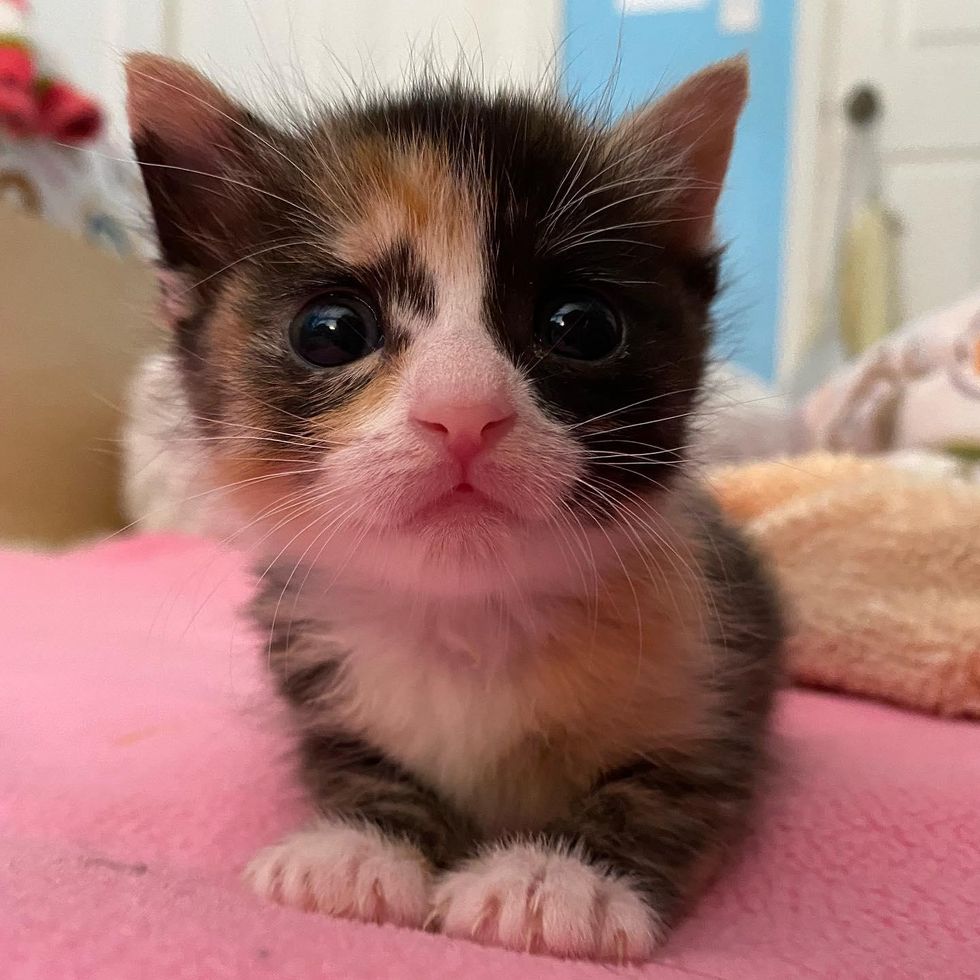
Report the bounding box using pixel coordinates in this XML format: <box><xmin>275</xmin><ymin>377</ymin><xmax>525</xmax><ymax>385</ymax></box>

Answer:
<box><xmin>31</xmin><ymin>0</ymin><xmax>560</xmax><ymax>139</ymax></box>
<box><xmin>781</xmin><ymin>0</ymin><xmax>980</xmax><ymax>382</ymax></box>
<box><xmin>174</xmin><ymin>0</ymin><xmax>559</xmax><ymax>108</ymax></box>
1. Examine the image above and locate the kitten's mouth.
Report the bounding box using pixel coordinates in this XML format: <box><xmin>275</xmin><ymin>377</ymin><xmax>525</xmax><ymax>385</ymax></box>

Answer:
<box><xmin>401</xmin><ymin>482</ymin><xmax>513</xmax><ymax>530</ymax></box>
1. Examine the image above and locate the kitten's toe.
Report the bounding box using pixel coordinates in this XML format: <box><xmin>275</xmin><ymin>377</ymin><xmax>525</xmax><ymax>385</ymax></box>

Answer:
<box><xmin>245</xmin><ymin>819</ymin><xmax>432</xmax><ymax>928</ymax></box>
<box><xmin>431</xmin><ymin>841</ymin><xmax>664</xmax><ymax>962</ymax></box>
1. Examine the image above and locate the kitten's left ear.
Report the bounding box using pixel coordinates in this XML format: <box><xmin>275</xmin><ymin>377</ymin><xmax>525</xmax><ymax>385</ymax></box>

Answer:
<box><xmin>614</xmin><ymin>55</ymin><xmax>748</xmax><ymax>253</ymax></box>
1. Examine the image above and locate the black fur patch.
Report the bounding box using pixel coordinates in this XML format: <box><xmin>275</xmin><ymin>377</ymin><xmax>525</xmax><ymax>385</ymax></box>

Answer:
<box><xmin>363</xmin><ymin>239</ymin><xmax>437</xmax><ymax>320</ymax></box>
<box><xmin>298</xmin><ymin>732</ymin><xmax>474</xmax><ymax>866</ymax></box>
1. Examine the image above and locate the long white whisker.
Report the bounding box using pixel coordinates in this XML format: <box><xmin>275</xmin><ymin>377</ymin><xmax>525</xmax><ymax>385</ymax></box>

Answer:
<box><xmin>570</xmin><ymin>389</ymin><xmax>702</xmax><ymax>430</ymax></box>
<box><xmin>64</xmin><ymin>146</ymin><xmax>323</xmax><ymax>225</ymax></box>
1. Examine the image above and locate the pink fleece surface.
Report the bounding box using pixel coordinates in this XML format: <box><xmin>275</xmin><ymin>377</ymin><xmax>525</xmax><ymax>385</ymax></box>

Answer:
<box><xmin>2</xmin><ymin>535</ymin><xmax>978</xmax><ymax>979</ymax></box>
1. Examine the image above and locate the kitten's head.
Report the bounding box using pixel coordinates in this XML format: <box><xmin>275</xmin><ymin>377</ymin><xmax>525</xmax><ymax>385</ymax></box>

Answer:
<box><xmin>127</xmin><ymin>55</ymin><xmax>746</xmax><ymax>597</ymax></box>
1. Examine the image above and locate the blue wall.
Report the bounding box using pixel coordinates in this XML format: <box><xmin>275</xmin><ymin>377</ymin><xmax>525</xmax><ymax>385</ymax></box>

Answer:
<box><xmin>562</xmin><ymin>1</ymin><xmax>797</xmax><ymax>381</ymax></box>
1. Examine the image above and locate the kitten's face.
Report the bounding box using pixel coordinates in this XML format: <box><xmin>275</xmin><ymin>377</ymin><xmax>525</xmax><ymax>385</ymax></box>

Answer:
<box><xmin>128</xmin><ymin>56</ymin><xmax>746</xmax><ymax>597</ymax></box>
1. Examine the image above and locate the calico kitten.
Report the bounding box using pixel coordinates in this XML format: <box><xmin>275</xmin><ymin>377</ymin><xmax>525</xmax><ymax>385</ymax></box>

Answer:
<box><xmin>126</xmin><ymin>53</ymin><xmax>783</xmax><ymax>961</ymax></box>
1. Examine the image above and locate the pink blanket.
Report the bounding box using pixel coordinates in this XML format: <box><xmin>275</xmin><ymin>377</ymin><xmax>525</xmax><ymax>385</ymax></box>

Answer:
<box><xmin>2</xmin><ymin>536</ymin><xmax>978</xmax><ymax>979</ymax></box>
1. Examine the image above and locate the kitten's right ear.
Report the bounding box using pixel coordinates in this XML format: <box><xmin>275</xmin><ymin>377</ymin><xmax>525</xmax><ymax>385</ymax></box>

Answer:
<box><xmin>126</xmin><ymin>53</ymin><xmax>267</xmax><ymax>272</ymax></box>
<box><xmin>612</xmin><ymin>56</ymin><xmax>748</xmax><ymax>254</ymax></box>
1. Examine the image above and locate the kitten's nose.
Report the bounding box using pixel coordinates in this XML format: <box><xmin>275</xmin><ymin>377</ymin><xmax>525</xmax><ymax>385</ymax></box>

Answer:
<box><xmin>411</xmin><ymin>397</ymin><xmax>516</xmax><ymax>465</ymax></box>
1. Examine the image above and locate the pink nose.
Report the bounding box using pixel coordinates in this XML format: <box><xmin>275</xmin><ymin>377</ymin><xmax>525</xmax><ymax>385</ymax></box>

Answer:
<box><xmin>411</xmin><ymin>397</ymin><xmax>516</xmax><ymax>465</ymax></box>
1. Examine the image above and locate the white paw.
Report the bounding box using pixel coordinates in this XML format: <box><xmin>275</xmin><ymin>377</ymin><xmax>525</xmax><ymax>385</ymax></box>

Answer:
<box><xmin>245</xmin><ymin>819</ymin><xmax>432</xmax><ymax>928</ymax></box>
<box><xmin>431</xmin><ymin>841</ymin><xmax>664</xmax><ymax>962</ymax></box>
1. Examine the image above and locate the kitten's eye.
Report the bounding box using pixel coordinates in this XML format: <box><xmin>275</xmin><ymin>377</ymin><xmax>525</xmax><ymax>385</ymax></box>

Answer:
<box><xmin>289</xmin><ymin>294</ymin><xmax>382</xmax><ymax>368</ymax></box>
<box><xmin>536</xmin><ymin>292</ymin><xmax>622</xmax><ymax>362</ymax></box>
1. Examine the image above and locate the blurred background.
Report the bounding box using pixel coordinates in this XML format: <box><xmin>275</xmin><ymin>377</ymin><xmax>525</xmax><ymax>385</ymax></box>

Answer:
<box><xmin>2</xmin><ymin>0</ymin><xmax>979</xmax><ymax>546</ymax></box>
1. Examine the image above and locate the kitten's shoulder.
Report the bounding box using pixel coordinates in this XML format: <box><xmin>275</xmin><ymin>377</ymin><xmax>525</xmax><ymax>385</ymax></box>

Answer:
<box><xmin>686</xmin><ymin>478</ymin><xmax>785</xmax><ymax>715</ymax></box>
<box><xmin>121</xmin><ymin>351</ymin><xmax>213</xmax><ymax>533</ymax></box>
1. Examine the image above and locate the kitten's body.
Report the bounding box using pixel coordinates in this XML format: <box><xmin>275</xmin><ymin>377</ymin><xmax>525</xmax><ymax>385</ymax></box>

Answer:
<box><xmin>126</xmin><ymin>54</ymin><xmax>783</xmax><ymax>961</ymax></box>
<box><xmin>258</xmin><ymin>481</ymin><xmax>778</xmax><ymax>837</ymax></box>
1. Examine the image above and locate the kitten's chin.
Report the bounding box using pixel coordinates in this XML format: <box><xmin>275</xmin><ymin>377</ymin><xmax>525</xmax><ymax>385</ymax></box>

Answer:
<box><xmin>345</xmin><ymin>513</ymin><xmax>580</xmax><ymax>600</ymax></box>
<box><xmin>387</xmin><ymin>522</ymin><xmax>533</xmax><ymax>598</ymax></box>
<box><xmin>397</xmin><ymin>484</ymin><xmax>513</xmax><ymax>533</ymax></box>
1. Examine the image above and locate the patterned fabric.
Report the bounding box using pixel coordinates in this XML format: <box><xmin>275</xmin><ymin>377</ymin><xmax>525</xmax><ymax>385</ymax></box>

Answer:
<box><xmin>0</xmin><ymin>132</ymin><xmax>148</xmax><ymax>256</ymax></box>
<box><xmin>0</xmin><ymin>0</ymin><xmax>148</xmax><ymax>258</ymax></box>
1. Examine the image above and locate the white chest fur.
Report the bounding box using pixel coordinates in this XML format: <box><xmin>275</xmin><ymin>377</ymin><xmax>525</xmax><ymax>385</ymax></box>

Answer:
<box><xmin>325</xmin><ymin>596</ymin><xmax>571</xmax><ymax>831</ymax></box>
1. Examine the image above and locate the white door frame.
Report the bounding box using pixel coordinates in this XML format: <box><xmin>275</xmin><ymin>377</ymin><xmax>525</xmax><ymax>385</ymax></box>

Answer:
<box><xmin>777</xmin><ymin>0</ymin><xmax>835</xmax><ymax>387</ymax></box>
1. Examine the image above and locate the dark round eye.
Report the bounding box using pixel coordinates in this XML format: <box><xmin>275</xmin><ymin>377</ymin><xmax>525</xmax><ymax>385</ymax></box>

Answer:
<box><xmin>536</xmin><ymin>292</ymin><xmax>622</xmax><ymax>362</ymax></box>
<box><xmin>288</xmin><ymin>294</ymin><xmax>382</xmax><ymax>368</ymax></box>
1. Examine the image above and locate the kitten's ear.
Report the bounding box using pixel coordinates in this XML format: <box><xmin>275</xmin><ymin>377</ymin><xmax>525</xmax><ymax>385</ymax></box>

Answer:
<box><xmin>125</xmin><ymin>53</ymin><xmax>268</xmax><ymax>271</ymax></box>
<box><xmin>614</xmin><ymin>55</ymin><xmax>748</xmax><ymax>253</ymax></box>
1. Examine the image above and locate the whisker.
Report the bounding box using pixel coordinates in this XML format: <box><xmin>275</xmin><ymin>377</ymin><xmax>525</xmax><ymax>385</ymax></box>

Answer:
<box><xmin>181</xmin><ymin>239</ymin><xmax>321</xmax><ymax>293</ymax></box>
<box><xmin>570</xmin><ymin>389</ymin><xmax>704</xmax><ymax>432</ymax></box>
<box><xmin>63</xmin><ymin>145</ymin><xmax>323</xmax><ymax>226</ymax></box>
<box><xmin>583</xmin><ymin>409</ymin><xmax>703</xmax><ymax>440</ymax></box>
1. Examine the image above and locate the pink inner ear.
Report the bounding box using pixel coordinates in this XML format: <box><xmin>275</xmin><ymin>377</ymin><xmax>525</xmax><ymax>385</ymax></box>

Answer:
<box><xmin>125</xmin><ymin>53</ymin><xmax>237</xmax><ymax>159</ymax></box>
<box><xmin>616</xmin><ymin>56</ymin><xmax>749</xmax><ymax>252</ymax></box>
<box><xmin>157</xmin><ymin>268</ymin><xmax>197</xmax><ymax>325</ymax></box>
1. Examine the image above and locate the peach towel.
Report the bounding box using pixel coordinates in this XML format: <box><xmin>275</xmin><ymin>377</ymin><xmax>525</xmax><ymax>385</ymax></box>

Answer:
<box><xmin>713</xmin><ymin>453</ymin><xmax>980</xmax><ymax>717</ymax></box>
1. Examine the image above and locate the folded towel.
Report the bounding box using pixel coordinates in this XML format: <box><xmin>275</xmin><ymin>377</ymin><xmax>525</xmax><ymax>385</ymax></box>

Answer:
<box><xmin>713</xmin><ymin>453</ymin><xmax>980</xmax><ymax>717</ymax></box>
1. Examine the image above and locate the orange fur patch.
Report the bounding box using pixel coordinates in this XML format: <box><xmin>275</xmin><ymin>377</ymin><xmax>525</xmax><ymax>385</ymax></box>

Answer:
<box><xmin>480</xmin><ymin>529</ymin><xmax>718</xmax><ymax>830</ymax></box>
<box><xmin>328</xmin><ymin>138</ymin><xmax>482</xmax><ymax>280</ymax></box>
<box><xmin>200</xmin><ymin>280</ymin><xmax>317</xmax><ymax>514</ymax></box>
<box><xmin>308</xmin><ymin>362</ymin><xmax>402</xmax><ymax>445</ymax></box>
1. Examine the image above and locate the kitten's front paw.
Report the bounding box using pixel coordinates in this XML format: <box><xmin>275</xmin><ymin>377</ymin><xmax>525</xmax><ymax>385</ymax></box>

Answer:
<box><xmin>431</xmin><ymin>842</ymin><xmax>664</xmax><ymax>962</ymax></box>
<box><xmin>245</xmin><ymin>819</ymin><xmax>432</xmax><ymax>928</ymax></box>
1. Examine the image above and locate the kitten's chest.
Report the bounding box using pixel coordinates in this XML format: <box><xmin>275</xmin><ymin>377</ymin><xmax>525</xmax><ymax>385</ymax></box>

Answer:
<box><xmin>323</xmin><ymin>610</ymin><xmax>587</xmax><ymax>832</ymax></box>
<box><xmin>288</xmin><ymin>575</ymin><xmax>711</xmax><ymax>834</ymax></box>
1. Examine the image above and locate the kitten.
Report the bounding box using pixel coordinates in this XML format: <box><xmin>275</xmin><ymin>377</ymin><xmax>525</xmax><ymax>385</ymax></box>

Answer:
<box><xmin>125</xmin><ymin>53</ymin><xmax>783</xmax><ymax>961</ymax></box>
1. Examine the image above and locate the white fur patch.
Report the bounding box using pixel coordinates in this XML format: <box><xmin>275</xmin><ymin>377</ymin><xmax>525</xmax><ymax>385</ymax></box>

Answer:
<box><xmin>245</xmin><ymin>819</ymin><xmax>433</xmax><ymax>928</ymax></box>
<box><xmin>120</xmin><ymin>352</ymin><xmax>221</xmax><ymax>534</ymax></box>
<box><xmin>431</xmin><ymin>841</ymin><xmax>665</xmax><ymax>962</ymax></box>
